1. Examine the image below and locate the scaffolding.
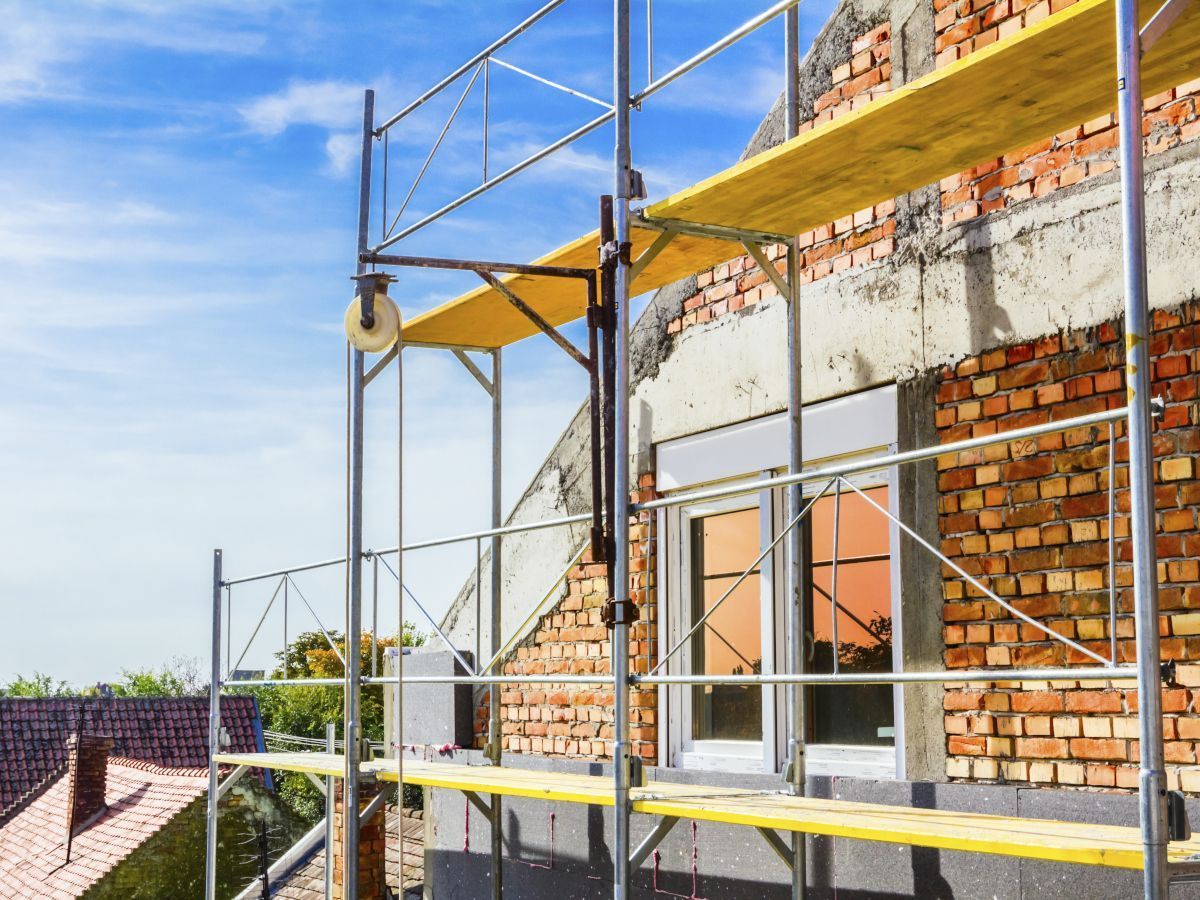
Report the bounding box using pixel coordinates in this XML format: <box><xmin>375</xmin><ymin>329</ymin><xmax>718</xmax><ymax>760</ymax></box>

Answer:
<box><xmin>204</xmin><ymin>0</ymin><xmax>1200</xmax><ymax>897</ymax></box>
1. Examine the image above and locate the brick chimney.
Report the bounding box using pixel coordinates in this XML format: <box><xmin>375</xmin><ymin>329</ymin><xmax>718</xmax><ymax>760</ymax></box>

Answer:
<box><xmin>64</xmin><ymin>734</ymin><xmax>114</xmax><ymax>837</ymax></box>
<box><xmin>331</xmin><ymin>778</ymin><xmax>387</xmax><ymax>899</ymax></box>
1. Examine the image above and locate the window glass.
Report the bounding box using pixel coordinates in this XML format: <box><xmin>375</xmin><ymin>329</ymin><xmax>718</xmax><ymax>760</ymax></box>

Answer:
<box><xmin>690</xmin><ymin>507</ymin><xmax>761</xmax><ymax>741</ymax></box>
<box><xmin>808</xmin><ymin>484</ymin><xmax>894</xmax><ymax>746</ymax></box>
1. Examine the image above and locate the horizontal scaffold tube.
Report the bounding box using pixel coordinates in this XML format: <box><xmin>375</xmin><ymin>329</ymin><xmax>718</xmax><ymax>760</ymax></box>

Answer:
<box><xmin>222</xmin><ymin>666</ymin><xmax>1136</xmax><ymax>691</ymax></box>
<box><xmin>222</xmin><ymin>406</ymin><xmax>1123</xmax><ymax>585</ymax></box>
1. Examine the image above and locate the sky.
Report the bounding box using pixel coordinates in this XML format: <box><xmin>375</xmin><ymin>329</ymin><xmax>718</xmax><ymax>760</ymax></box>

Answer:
<box><xmin>0</xmin><ymin>0</ymin><xmax>836</xmax><ymax>685</ymax></box>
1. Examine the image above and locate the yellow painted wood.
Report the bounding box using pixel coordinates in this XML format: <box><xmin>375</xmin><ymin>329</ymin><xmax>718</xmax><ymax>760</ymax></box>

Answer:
<box><xmin>214</xmin><ymin>751</ymin><xmax>1200</xmax><ymax>869</ymax></box>
<box><xmin>399</xmin><ymin>0</ymin><xmax>1200</xmax><ymax>351</ymax></box>
<box><xmin>214</xmin><ymin>751</ymin><xmax>347</xmax><ymax>778</ymax></box>
<box><xmin>645</xmin><ymin>0</ymin><xmax>1200</xmax><ymax>237</ymax></box>
<box><xmin>401</xmin><ymin>226</ymin><xmax>735</xmax><ymax>349</ymax></box>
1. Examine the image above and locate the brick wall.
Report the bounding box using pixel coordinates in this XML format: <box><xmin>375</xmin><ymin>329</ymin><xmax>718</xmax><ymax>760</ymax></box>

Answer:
<box><xmin>667</xmin><ymin>23</ymin><xmax>896</xmax><ymax>336</ymax></box>
<box><xmin>937</xmin><ymin>301</ymin><xmax>1200</xmax><ymax>788</ymax></box>
<box><xmin>936</xmin><ymin>0</ymin><xmax>1200</xmax><ymax>227</ymax></box>
<box><xmin>476</xmin><ymin>474</ymin><xmax>660</xmax><ymax>764</ymax></box>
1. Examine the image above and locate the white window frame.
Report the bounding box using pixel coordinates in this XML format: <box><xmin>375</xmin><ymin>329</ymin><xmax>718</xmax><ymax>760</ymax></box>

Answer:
<box><xmin>801</xmin><ymin>466</ymin><xmax>902</xmax><ymax>780</ymax></box>
<box><xmin>655</xmin><ymin>385</ymin><xmax>901</xmax><ymax>778</ymax></box>
<box><xmin>662</xmin><ymin>481</ymin><xmax>783</xmax><ymax>773</ymax></box>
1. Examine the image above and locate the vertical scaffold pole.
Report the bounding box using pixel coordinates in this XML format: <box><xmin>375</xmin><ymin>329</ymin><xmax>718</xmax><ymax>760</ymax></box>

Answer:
<box><xmin>205</xmin><ymin>548</ymin><xmax>222</xmax><ymax>900</ymax></box>
<box><xmin>344</xmin><ymin>87</ymin><xmax>375</xmax><ymax>900</ymax></box>
<box><xmin>612</xmin><ymin>1</ymin><xmax>633</xmax><ymax>897</ymax></box>
<box><xmin>395</xmin><ymin>304</ymin><xmax>406</xmax><ymax>900</ymax></box>
<box><xmin>489</xmin><ymin>347</ymin><xmax>504</xmax><ymax>899</ymax></box>
<box><xmin>326</xmin><ymin>723</ymin><xmax>336</xmax><ymax>900</ymax></box>
<box><xmin>783</xmin><ymin>9</ymin><xmax>809</xmax><ymax>900</ymax></box>
<box><xmin>1115</xmin><ymin>4</ymin><xmax>1168</xmax><ymax>896</ymax></box>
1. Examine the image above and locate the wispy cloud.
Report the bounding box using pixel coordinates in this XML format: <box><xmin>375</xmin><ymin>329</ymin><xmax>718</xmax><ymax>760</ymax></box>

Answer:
<box><xmin>0</xmin><ymin>2</ymin><xmax>279</xmax><ymax>104</ymax></box>
<box><xmin>240</xmin><ymin>79</ymin><xmax>368</xmax><ymax>136</ymax></box>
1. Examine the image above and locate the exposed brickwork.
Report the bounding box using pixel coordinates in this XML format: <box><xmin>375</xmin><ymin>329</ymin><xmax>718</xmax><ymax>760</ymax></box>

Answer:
<box><xmin>667</xmin><ymin>24</ymin><xmax>896</xmax><ymax>336</ymax></box>
<box><xmin>937</xmin><ymin>301</ymin><xmax>1200</xmax><ymax>788</ymax></box>
<box><xmin>331</xmin><ymin>780</ymin><xmax>387</xmax><ymax>900</ymax></box>
<box><xmin>936</xmin><ymin>0</ymin><xmax>1200</xmax><ymax>227</ymax></box>
<box><xmin>65</xmin><ymin>734</ymin><xmax>113</xmax><ymax>837</ymax></box>
<box><xmin>476</xmin><ymin>474</ymin><xmax>660</xmax><ymax>763</ymax></box>
<box><xmin>0</xmin><ymin>696</ymin><xmax>263</xmax><ymax>821</ymax></box>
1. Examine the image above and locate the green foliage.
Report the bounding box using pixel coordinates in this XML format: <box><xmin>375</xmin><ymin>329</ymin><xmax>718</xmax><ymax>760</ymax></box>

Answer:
<box><xmin>109</xmin><ymin>657</ymin><xmax>205</xmax><ymax>697</ymax></box>
<box><xmin>239</xmin><ymin>626</ymin><xmax>427</xmax><ymax>824</ymax></box>
<box><xmin>3</xmin><ymin>672</ymin><xmax>74</xmax><ymax>697</ymax></box>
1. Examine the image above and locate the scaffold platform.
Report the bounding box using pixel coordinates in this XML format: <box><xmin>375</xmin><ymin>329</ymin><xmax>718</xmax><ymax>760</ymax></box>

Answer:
<box><xmin>216</xmin><ymin>752</ymin><xmax>1200</xmax><ymax>870</ymax></box>
<box><xmin>400</xmin><ymin>0</ymin><xmax>1200</xmax><ymax>351</ymax></box>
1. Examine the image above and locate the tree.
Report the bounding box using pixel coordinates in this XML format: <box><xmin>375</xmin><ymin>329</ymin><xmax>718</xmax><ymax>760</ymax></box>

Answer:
<box><xmin>240</xmin><ymin>626</ymin><xmax>426</xmax><ymax>823</ymax></box>
<box><xmin>3</xmin><ymin>672</ymin><xmax>74</xmax><ymax>697</ymax></box>
<box><xmin>109</xmin><ymin>657</ymin><xmax>205</xmax><ymax>697</ymax></box>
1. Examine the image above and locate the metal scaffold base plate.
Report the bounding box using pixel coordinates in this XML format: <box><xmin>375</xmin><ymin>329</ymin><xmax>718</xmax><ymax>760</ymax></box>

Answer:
<box><xmin>216</xmin><ymin>752</ymin><xmax>1200</xmax><ymax>870</ymax></box>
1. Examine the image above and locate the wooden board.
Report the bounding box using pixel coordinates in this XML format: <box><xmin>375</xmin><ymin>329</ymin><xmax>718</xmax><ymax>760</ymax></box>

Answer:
<box><xmin>400</xmin><ymin>226</ymin><xmax>735</xmax><ymax>349</ymax></box>
<box><xmin>645</xmin><ymin>0</ymin><xmax>1200</xmax><ymax>237</ymax></box>
<box><xmin>215</xmin><ymin>751</ymin><xmax>1200</xmax><ymax>869</ymax></box>
<box><xmin>398</xmin><ymin>0</ymin><xmax>1200</xmax><ymax>351</ymax></box>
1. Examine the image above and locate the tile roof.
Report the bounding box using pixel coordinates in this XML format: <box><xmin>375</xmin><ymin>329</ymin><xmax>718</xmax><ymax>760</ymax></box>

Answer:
<box><xmin>0</xmin><ymin>757</ymin><xmax>209</xmax><ymax>899</ymax></box>
<box><xmin>271</xmin><ymin>806</ymin><xmax>424</xmax><ymax>899</ymax></box>
<box><xmin>0</xmin><ymin>696</ymin><xmax>262</xmax><ymax>820</ymax></box>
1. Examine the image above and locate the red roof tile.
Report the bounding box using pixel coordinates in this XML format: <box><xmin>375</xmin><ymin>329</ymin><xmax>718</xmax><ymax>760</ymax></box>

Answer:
<box><xmin>0</xmin><ymin>758</ymin><xmax>209</xmax><ymax>899</ymax></box>
<box><xmin>0</xmin><ymin>697</ymin><xmax>262</xmax><ymax>820</ymax></box>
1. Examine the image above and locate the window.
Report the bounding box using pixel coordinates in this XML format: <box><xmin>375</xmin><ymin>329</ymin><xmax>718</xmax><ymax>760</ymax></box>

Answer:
<box><xmin>690</xmin><ymin>507</ymin><xmax>763</xmax><ymax>743</ymax></box>
<box><xmin>665</xmin><ymin>491</ymin><xmax>780</xmax><ymax>771</ymax></box>
<box><xmin>806</xmin><ymin>478</ymin><xmax>897</xmax><ymax>768</ymax></box>
<box><xmin>656</xmin><ymin>385</ymin><xmax>899</xmax><ymax>776</ymax></box>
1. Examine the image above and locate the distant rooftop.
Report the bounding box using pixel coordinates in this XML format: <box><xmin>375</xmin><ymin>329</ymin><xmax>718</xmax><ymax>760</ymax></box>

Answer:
<box><xmin>0</xmin><ymin>696</ymin><xmax>263</xmax><ymax>820</ymax></box>
<box><xmin>0</xmin><ymin>756</ymin><xmax>208</xmax><ymax>899</ymax></box>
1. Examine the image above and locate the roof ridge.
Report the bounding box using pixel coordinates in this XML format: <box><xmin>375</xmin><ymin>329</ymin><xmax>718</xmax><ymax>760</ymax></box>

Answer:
<box><xmin>106</xmin><ymin>757</ymin><xmax>208</xmax><ymax>778</ymax></box>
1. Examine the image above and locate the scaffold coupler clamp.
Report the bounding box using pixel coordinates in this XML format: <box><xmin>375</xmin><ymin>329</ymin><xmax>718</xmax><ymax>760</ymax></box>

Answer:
<box><xmin>603</xmin><ymin>595</ymin><xmax>637</xmax><ymax>629</ymax></box>
<box><xmin>1151</xmin><ymin>394</ymin><xmax>1166</xmax><ymax>420</ymax></box>
<box><xmin>599</xmin><ymin>239</ymin><xmax>633</xmax><ymax>268</ymax></box>
<box><xmin>1162</xmin><ymin>659</ymin><xmax>1177</xmax><ymax>684</ymax></box>
<box><xmin>586</xmin><ymin>302</ymin><xmax>615</xmax><ymax>332</ymax></box>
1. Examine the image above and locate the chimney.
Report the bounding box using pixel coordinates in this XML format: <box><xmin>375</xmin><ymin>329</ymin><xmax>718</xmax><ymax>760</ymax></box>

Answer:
<box><xmin>331</xmin><ymin>777</ymin><xmax>387</xmax><ymax>899</ymax></box>
<box><xmin>64</xmin><ymin>734</ymin><xmax>114</xmax><ymax>837</ymax></box>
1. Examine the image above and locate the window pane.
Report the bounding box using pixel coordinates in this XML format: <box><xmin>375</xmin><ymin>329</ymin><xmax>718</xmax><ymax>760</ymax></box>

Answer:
<box><xmin>691</xmin><ymin>508</ymin><xmax>762</xmax><ymax>742</ymax></box>
<box><xmin>807</xmin><ymin>484</ymin><xmax>894</xmax><ymax>747</ymax></box>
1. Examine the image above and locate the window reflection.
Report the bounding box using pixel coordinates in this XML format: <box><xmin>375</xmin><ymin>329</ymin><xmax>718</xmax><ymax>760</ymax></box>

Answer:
<box><xmin>690</xmin><ymin>507</ymin><xmax>762</xmax><ymax>741</ymax></box>
<box><xmin>808</xmin><ymin>484</ymin><xmax>894</xmax><ymax>746</ymax></box>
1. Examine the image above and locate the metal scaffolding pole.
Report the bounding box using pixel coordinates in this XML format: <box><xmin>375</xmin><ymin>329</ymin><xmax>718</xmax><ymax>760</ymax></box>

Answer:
<box><xmin>782</xmin><ymin>8</ymin><xmax>809</xmax><ymax>899</ymax></box>
<box><xmin>343</xmin><ymin>87</ymin><xmax>375</xmax><ymax>900</ymax></box>
<box><xmin>204</xmin><ymin>549</ymin><xmax>222</xmax><ymax>900</ymax></box>
<box><xmin>1114</xmin><ymin>4</ymin><xmax>1168</xmax><ymax>896</ymax></box>
<box><xmin>488</xmin><ymin>348</ymin><xmax>504</xmax><ymax>899</ymax></box>
<box><xmin>325</xmin><ymin>723</ymin><xmax>336</xmax><ymax>900</ymax></box>
<box><xmin>612</xmin><ymin>1</ymin><xmax>633</xmax><ymax>896</ymax></box>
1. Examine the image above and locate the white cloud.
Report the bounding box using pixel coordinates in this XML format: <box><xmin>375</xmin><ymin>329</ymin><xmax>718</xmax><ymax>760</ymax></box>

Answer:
<box><xmin>0</xmin><ymin>2</ymin><xmax>276</xmax><ymax>104</ymax></box>
<box><xmin>240</xmin><ymin>79</ymin><xmax>368</xmax><ymax>136</ymax></box>
<box><xmin>324</xmin><ymin>132</ymin><xmax>360</xmax><ymax>176</ymax></box>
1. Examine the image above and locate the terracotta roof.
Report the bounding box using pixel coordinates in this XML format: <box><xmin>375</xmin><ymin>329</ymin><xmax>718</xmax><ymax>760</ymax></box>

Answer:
<box><xmin>272</xmin><ymin>806</ymin><xmax>424</xmax><ymax>899</ymax></box>
<box><xmin>0</xmin><ymin>757</ymin><xmax>209</xmax><ymax>899</ymax></box>
<box><xmin>0</xmin><ymin>696</ymin><xmax>262</xmax><ymax>819</ymax></box>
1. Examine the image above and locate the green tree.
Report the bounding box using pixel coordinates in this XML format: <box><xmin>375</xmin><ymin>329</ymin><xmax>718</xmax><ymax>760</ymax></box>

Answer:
<box><xmin>110</xmin><ymin>657</ymin><xmax>205</xmax><ymax>697</ymax></box>
<box><xmin>242</xmin><ymin>626</ymin><xmax>426</xmax><ymax>823</ymax></box>
<box><xmin>3</xmin><ymin>672</ymin><xmax>74</xmax><ymax>697</ymax></box>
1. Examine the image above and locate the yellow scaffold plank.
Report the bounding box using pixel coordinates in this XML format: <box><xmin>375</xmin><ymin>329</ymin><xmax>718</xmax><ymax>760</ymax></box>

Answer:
<box><xmin>400</xmin><ymin>0</ymin><xmax>1200</xmax><ymax>351</ymax></box>
<box><xmin>214</xmin><ymin>751</ymin><xmax>346</xmax><ymax>778</ymax></box>
<box><xmin>400</xmin><ymin>226</ymin><xmax>733</xmax><ymax>349</ymax></box>
<box><xmin>644</xmin><ymin>0</ymin><xmax>1200</xmax><ymax>237</ymax></box>
<box><xmin>216</xmin><ymin>752</ymin><xmax>1200</xmax><ymax>869</ymax></box>
<box><xmin>632</xmin><ymin>785</ymin><xmax>1200</xmax><ymax>870</ymax></box>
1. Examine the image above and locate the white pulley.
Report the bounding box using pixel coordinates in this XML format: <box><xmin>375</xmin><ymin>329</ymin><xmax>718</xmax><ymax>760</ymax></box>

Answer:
<box><xmin>344</xmin><ymin>292</ymin><xmax>400</xmax><ymax>353</ymax></box>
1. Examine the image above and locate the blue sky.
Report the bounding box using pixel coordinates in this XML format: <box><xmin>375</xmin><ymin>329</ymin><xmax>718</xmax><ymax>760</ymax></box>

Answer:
<box><xmin>0</xmin><ymin>0</ymin><xmax>835</xmax><ymax>684</ymax></box>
